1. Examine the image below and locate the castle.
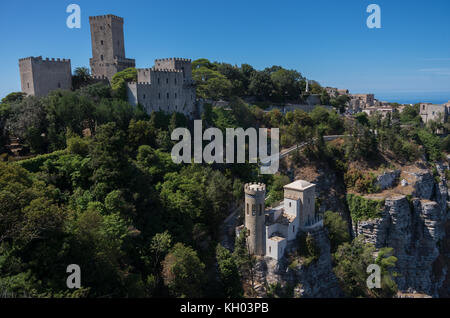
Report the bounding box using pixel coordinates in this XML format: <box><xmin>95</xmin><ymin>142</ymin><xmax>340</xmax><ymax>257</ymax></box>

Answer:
<box><xmin>18</xmin><ymin>14</ymin><xmax>197</xmax><ymax>118</ymax></box>
<box><xmin>238</xmin><ymin>180</ymin><xmax>323</xmax><ymax>261</ymax></box>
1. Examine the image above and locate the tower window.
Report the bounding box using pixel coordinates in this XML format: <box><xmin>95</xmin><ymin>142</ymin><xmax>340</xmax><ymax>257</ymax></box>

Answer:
<box><xmin>166</xmin><ymin>78</ymin><xmax>169</xmax><ymax>84</ymax></box>
<box><xmin>27</xmin><ymin>83</ymin><xmax>29</xmax><ymax>88</ymax></box>
<box><xmin>158</xmin><ymin>93</ymin><xmax>161</xmax><ymax>99</ymax></box>
<box><xmin>293</xmin><ymin>226</ymin><xmax>295</xmax><ymax>233</ymax></box>
<box><xmin>289</xmin><ymin>202</ymin><xmax>291</xmax><ymax>207</ymax></box>
<box><xmin>175</xmin><ymin>78</ymin><xmax>177</xmax><ymax>84</ymax></box>
<box><xmin>269</xmin><ymin>246</ymin><xmax>271</xmax><ymax>253</ymax></box>
<box><xmin>100</xmin><ymin>55</ymin><xmax>104</xmax><ymax>61</ymax></box>
<box><xmin>158</xmin><ymin>78</ymin><xmax>160</xmax><ymax>84</ymax></box>
<box><xmin>259</xmin><ymin>204</ymin><xmax>262</xmax><ymax>216</ymax></box>
<box><xmin>57</xmin><ymin>83</ymin><xmax>61</xmax><ymax>88</ymax></box>
<box><xmin>175</xmin><ymin>93</ymin><xmax>177</xmax><ymax>98</ymax></box>
<box><xmin>101</xmin><ymin>40</ymin><xmax>104</xmax><ymax>45</ymax></box>
<box><xmin>167</xmin><ymin>92</ymin><xmax>169</xmax><ymax>99</ymax></box>
<box><xmin>246</xmin><ymin>203</ymin><xmax>249</xmax><ymax>215</ymax></box>
<box><xmin>252</xmin><ymin>204</ymin><xmax>256</xmax><ymax>216</ymax></box>
<box><xmin>143</xmin><ymin>94</ymin><xmax>146</xmax><ymax>99</ymax></box>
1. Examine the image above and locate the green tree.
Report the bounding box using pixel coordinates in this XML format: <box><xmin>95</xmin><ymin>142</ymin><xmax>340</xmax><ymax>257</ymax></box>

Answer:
<box><xmin>111</xmin><ymin>68</ymin><xmax>137</xmax><ymax>100</ymax></box>
<box><xmin>162</xmin><ymin>243</ymin><xmax>206</xmax><ymax>298</ymax></box>
<box><xmin>323</xmin><ymin>211</ymin><xmax>350</xmax><ymax>253</ymax></box>
<box><xmin>216</xmin><ymin>244</ymin><xmax>243</xmax><ymax>298</ymax></box>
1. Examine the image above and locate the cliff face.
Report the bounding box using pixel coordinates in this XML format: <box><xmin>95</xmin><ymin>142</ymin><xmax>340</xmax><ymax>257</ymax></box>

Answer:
<box><xmin>254</xmin><ymin>227</ymin><xmax>343</xmax><ymax>298</ymax></box>
<box><xmin>354</xmin><ymin>164</ymin><xmax>449</xmax><ymax>297</ymax></box>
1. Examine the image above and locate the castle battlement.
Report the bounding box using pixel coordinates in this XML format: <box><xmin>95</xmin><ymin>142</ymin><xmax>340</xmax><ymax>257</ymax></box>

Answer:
<box><xmin>152</xmin><ymin>68</ymin><xmax>183</xmax><ymax>73</ymax></box>
<box><xmin>19</xmin><ymin>56</ymin><xmax>71</xmax><ymax>64</ymax></box>
<box><xmin>244</xmin><ymin>182</ymin><xmax>266</xmax><ymax>196</ymax></box>
<box><xmin>155</xmin><ymin>57</ymin><xmax>192</xmax><ymax>62</ymax></box>
<box><xmin>89</xmin><ymin>14</ymin><xmax>124</xmax><ymax>22</ymax></box>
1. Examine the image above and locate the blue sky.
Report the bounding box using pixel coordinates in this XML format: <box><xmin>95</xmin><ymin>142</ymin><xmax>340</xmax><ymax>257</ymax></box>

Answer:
<box><xmin>1</xmin><ymin>0</ymin><xmax>449</xmax><ymax>103</ymax></box>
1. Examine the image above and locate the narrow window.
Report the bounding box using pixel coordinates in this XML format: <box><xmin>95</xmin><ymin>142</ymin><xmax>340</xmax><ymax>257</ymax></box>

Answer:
<box><xmin>158</xmin><ymin>93</ymin><xmax>161</xmax><ymax>99</ymax></box>
<box><xmin>27</xmin><ymin>83</ymin><xmax>29</xmax><ymax>88</ymax></box>
<box><xmin>175</xmin><ymin>93</ymin><xmax>177</xmax><ymax>98</ymax></box>
<box><xmin>246</xmin><ymin>203</ymin><xmax>249</xmax><ymax>215</ymax></box>
<box><xmin>101</xmin><ymin>40</ymin><xmax>104</xmax><ymax>45</ymax></box>
<box><xmin>57</xmin><ymin>83</ymin><xmax>61</xmax><ymax>88</ymax></box>
<box><xmin>143</xmin><ymin>94</ymin><xmax>146</xmax><ymax>99</ymax></box>
<box><xmin>269</xmin><ymin>246</ymin><xmax>272</xmax><ymax>253</ymax></box>
<box><xmin>100</xmin><ymin>55</ymin><xmax>104</xmax><ymax>61</ymax></box>
<box><xmin>166</xmin><ymin>78</ymin><xmax>169</xmax><ymax>84</ymax></box>
<box><xmin>293</xmin><ymin>226</ymin><xmax>295</xmax><ymax>233</ymax></box>
<box><xmin>259</xmin><ymin>204</ymin><xmax>262</xmax><ymax>216</ymax></box>
<box><xmin>158</xmin><ymin>78</ymin><xmax>160</xmax><ymax>84</ymax></box>
<box><xmin>175</xmin><ymin>78</ymin><xmax>177</xmax><ymax>84</ymax></box>
<box><xmin>252</xmin><ymin>204</ymin><xmax>256</xmax><ymax>216</ymax></box>
<box><xmin>289</xmin><ymin>202</ymin><xmax>292</xmax><ymax>207</ymax></box>
<box><xmin>167</xmin><ymin>92</ymin><xmax>169</xmax><ymax>99</ymax></box>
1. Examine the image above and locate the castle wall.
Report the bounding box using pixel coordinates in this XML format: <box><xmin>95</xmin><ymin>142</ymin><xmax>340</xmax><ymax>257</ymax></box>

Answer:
<box><xmin>154</xmin><ymin>58</ymin><xmax>193</xmax><ymax>80</ymax></box>
<box><xmin>128</xmin><ymin>67</ymin><xmax>197</xmax><ymax>118</ymax></box>
<box><xmin>19</xmin><ymin>56</ymin><xmax>72</xmax><ymax>97</ymax></box>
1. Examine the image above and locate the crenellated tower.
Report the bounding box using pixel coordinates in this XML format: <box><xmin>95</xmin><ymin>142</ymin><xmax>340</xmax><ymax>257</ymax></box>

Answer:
<box><xmin>89</xmin><ymin>14</ymin><xmax>135</xmax><ymax>81</ymax></box>
<box><xmin>244</xmin><ymin>183</ymin><xmax>266</xmax><ymax>256</ymax></box>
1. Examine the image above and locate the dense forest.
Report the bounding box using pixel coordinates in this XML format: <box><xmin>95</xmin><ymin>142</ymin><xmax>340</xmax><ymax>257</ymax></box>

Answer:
<box><xmin>0</xmin><ymin>59</ymin><xmax>449</xmax><ymax>298</ymax></box>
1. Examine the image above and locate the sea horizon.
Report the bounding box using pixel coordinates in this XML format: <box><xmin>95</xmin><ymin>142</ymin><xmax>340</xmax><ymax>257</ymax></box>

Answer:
<box><xmin>374</xmin><ymin>91</ymin><xmax>450</xmax><ymax>105</ymax></box>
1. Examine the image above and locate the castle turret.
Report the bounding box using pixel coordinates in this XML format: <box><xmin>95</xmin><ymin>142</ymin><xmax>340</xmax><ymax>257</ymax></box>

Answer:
<box><xmin>244</xmin><ymin>183</ymin><xmax>266</xmax><ymax>256</ymax></box>
<box><xmin>19</xmin><ymin>56</ymin><xmax>72</xmax><ymax>97</ymax></box>
<box><xmin>89</xmin><ymin>14</ymin><xmax>135</xmax><ymax>81</ymax></box>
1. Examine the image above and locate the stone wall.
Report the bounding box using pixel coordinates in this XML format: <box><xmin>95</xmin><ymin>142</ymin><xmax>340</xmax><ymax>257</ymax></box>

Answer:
<box><xmin>19</xmin><ymin>56</ymin><xmax>72</xmax><ymax>97</ymax></box>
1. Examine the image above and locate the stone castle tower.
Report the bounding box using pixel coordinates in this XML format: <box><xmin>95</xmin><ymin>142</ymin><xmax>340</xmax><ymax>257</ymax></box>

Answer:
<box><xmin>19</xmin><ymin>56</ymin><xmax>72</xmax><ymax>97</ymax></box>
<box><xmin>244</xmin><ymin>183</ymin><xmax>266</xmax><ymax>256</ymax></box>
<box><xmin>89</xmin><ymin>14</ymin><xmax>135</xmax><ymax>81</ymax></box>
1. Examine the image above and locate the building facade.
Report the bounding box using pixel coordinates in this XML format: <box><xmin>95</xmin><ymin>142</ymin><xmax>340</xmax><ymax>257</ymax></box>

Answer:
<box><xmin>89</xmin><ymin>14</ymin><xmax>135</xmax><ymax>81</ymax></box>
<box><xmin>238</xmin><ymin>180</ymin><xmax>322</xmax><ymax>261</ymax></box>
<box><xmin>419</xmin><ymin>103</ymin><xmax>449</xmax><ymax>124</ymax></box>
<box><xmin>19</xmin><ymin>56</ymin><xmax>72</xmax><ymax>97</ymax></box>
<box><xmin>126</xmin><ymin>58</ymin><xmax>197</xmax><ymax>118</ymax></box>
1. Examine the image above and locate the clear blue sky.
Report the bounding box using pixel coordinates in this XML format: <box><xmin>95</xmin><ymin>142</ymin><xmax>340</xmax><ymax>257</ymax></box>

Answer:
<box><xmin>1</xmin><ymin>0</ymin><xmax>449</xmax><ymax>103</ymax></box>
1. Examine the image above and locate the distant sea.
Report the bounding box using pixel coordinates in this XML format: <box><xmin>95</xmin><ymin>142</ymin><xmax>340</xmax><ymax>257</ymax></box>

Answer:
<box><xmin>374</xmin><ymin>92</ymin><xmax>450</xmax><ymax>105</ymax></box>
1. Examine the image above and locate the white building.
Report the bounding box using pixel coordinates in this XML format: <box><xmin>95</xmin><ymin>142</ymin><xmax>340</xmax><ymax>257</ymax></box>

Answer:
<box><xmin>238</xmin><ymin>180</ymin><xmax>323</xmax><ymax>261</ymax></box>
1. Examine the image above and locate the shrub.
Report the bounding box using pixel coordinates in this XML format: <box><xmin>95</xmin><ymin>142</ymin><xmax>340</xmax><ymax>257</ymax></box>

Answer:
<box><xmin>346</xmin><ymin>194</ymin><xmax>385</xmax><ymax>221</ymax></box>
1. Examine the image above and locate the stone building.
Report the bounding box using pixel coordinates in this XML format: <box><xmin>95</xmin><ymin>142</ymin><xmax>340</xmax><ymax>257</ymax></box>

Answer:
<box><xmin>18</xmin><ymin>56</ymin><xmax>72</xmax><ymax>97</ymax></box>
<box><xmin>89</xmin><ymin>14</ymin><xmax>135</xmax><ymax>81</ymax></box>
<box><xmin>238</xmin><ymin>180</ymin><xmax>323</xmax><ymax>261</ymax></box>
<box><xmin>419</xmin><ymin>103</ymin><xmax>448</xmax><ymax>124</ymax></box>
<box><xmin>126</xmin><ymin>58</ymin><xmax>197</xmax><ymax>118</ymax></box>
<box><xmin>18</xmin><ymin>13</ymin><xmax>198</xmax><ymax>118</ymax></box>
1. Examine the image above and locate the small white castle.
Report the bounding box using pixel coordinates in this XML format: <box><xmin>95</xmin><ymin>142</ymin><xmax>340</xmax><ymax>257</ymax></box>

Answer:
<box><xmin>237</xmin><ymin>180</ymin><xmax>323</xmax><ymax>261</ymax></box>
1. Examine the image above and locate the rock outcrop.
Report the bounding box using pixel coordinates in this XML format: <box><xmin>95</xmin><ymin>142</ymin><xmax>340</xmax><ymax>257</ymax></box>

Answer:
<box><xmin>353</xmin><ymin>164</ymin><xmax>449</xmax><ymax>297</ymax></box>
<box><xmin>254</xmin><ymin>227</ymin><xmax>343</xmax><ymax>298</ymax></box>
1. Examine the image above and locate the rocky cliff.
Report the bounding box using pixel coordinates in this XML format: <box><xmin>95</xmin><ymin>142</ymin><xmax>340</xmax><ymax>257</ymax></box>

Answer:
<box><xmin>254</xmin><ymin>226</ymin><xmax>343</xmax><ymax>298</ymax></box>
<box><xmin>353</xmin><ymin>163</ymin><xmax>449</xmax><ymax>297</ymax></box>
